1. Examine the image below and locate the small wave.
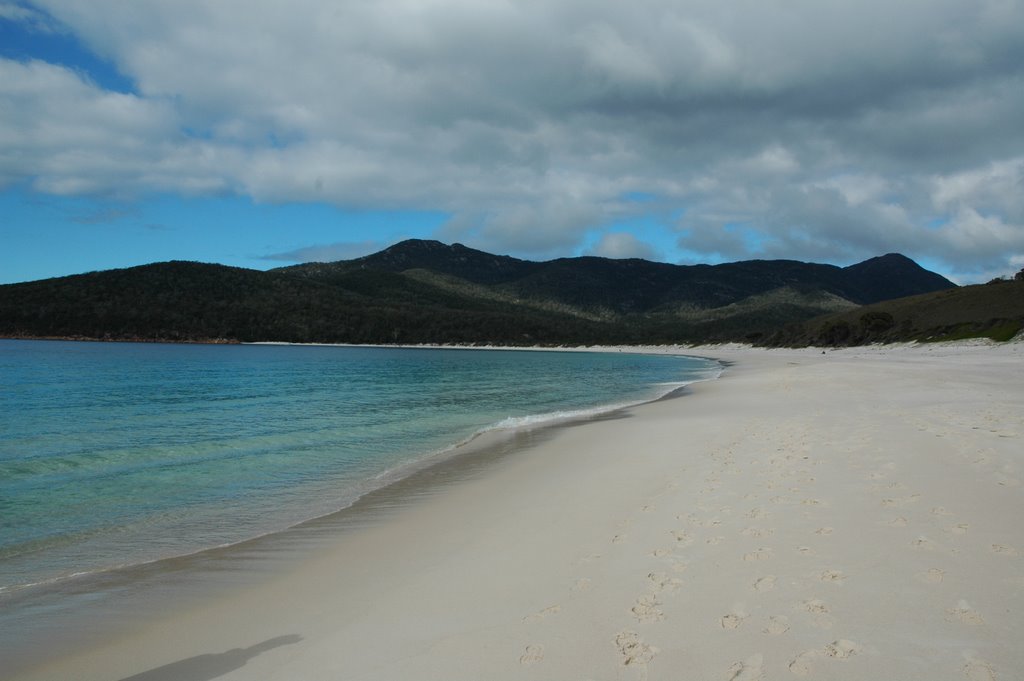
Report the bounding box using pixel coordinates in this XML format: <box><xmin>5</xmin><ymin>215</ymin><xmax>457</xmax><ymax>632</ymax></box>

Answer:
<box><xmin>483</xmin><ymin>370</ymin><xmax>722</xmax><ymax>434</ymax></box>
<box><xmin>1</xmin><ymin>565</ymin><xmax>133</xmax><ymax>596</ymax></box>
<box><xmin>489</xmin><ymin>404</ymin><xmax>627</xmax><ymax>430</ymax></box>
<box><xmin>368</xmin><ymin>368</ymin><xmax>722</xmax><ymax>493</ymax></box>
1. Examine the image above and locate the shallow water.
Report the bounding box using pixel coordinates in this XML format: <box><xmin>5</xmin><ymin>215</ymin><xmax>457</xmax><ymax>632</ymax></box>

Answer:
<box><xmin>0</xmin><ymin>340</ymin><xmax>718</xmax><ymax>594</ymax></box>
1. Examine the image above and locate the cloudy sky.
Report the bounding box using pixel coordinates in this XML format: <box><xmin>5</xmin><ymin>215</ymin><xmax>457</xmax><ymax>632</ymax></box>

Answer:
<box><xmin>2</xmin><ymin>0</ymin><xmax>1023</xmax><ymax>284</ymax></box>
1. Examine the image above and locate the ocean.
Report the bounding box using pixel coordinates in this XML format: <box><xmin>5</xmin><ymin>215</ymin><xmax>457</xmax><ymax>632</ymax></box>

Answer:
<box><xmin>0</xmin><ymin>340</ymin><xmax>719</xmax><ymax>597</ymax></box>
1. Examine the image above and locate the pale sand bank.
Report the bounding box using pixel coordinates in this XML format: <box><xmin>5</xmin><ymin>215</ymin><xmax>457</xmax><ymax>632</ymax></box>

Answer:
<box><xmin>8</xmin><ymin>342</ymin><xmax>1023</xmax><ymax>681</ymax></box>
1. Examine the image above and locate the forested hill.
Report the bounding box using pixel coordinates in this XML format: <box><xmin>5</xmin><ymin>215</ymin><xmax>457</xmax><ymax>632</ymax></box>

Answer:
<box><xmin>0</xmin><ymin>240</ymin><xmax>959</xmax><ymax>345</ymax></box>
<box><xmin>277</xmin><ymin>240</ymin><xmax>953</xmax><ymax>311</ymax></box>
<box><xmin>765</xmin><ymin>277</ymin><xmax>1024</xmax><ymax>346</ymax></box>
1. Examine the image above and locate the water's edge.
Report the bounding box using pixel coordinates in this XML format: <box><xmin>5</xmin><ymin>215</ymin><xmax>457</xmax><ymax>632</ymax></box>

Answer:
<box><xmin>0</xmin><ymin>350</ymin><xmax>721</xmax><ymax>598</ymax></box>
<box><xmin>0</xmin><ymin>349</ymin><xmax>723</xmax><ymax>675</ymax></box>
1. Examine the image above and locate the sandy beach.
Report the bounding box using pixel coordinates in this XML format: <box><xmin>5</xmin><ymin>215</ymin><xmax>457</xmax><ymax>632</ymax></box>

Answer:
<box><xmin>7</xmin><ymin>341</ymin><xmax>1023</xmax><ymax>681</ymax></box>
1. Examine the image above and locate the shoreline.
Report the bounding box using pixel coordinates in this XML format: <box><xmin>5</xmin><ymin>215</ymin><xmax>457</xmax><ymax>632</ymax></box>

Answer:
<box><xmin>0</xmin><ymin>414</ymin><xmax>607</xmax><ymax>675</ymax></box>
<box><xmin>0</xmin><ymin>346</ymin><xmax>718</xmax><ymax>676</ymax></box>
<box><xmin>6</xmin><ymin>340</ymin><xmax>1023</xmax><ymax>680</ymax></box>
<box><xmin>0</xmin><ymin>345</ymin><xmax>717</xmax><ymax>598</ymax></box>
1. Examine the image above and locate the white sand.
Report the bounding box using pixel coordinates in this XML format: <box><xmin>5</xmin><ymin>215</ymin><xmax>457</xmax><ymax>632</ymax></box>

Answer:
<box><xmin>11</xmin><ymin>341</ymin><xmax>1023</xmax><ymax>681</ymax></box>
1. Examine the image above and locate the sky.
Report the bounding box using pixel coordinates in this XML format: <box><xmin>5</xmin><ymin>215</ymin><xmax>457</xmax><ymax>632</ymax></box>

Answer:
<box><xmin>2</xmin><ymin>1</ymin><xmax>1023</xmax><ymax>285</ymax></box>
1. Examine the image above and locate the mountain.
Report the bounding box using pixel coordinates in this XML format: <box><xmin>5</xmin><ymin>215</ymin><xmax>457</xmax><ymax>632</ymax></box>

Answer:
<box><xmin>0</xmin><ymin>260</ymin><xmax>610</xmax><ymax>345</ymax></box>
<box><xmin>765</xmin><ymin>277</ymin><xmax>1024</xmax><ymax>347</ymax></box>
<box><xmin>279</xmin><ymin>240</ymin><xmax>954</xmax><ymax>313</ymax></box>
<box><xmin>298</xmin><ymin>239</ymin><xmax>539</xmax><ymax>285</ymax></box>
<box><xmin>0</xmin><ymin>240</ymin><xmax>959</xmax><ymax>346</ymax></box>
<box><xmin>841</xmin><ymin>253</ymin><xmax>956</xmax><ymax>303</ymax></box>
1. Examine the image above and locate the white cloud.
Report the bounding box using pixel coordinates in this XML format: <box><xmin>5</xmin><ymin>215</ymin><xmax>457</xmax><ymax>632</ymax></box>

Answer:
<box><xmin>261</xmin><ymin>240</ymin><xmax>384</xmax><ymax>264</ymax></box>
<box><xmin>575</xmin><ymin>23</ymin><xmax>666</xmax><ymax>88</ymax></box>
<box><xmin>810</xmin><ymin>174</ymin><xmax>891</xmax><ymax>207</ymax></box>
<box><xmin>0</xmin><ymin>2</ymin><xmax>34</xmax><ymax>20</ymax></box>
<box><xmin>587</xmin><ymin>232</ymin><xmax>658</xmax><ymax>260</ymax></box>
<box><xmin>936</xmin><ymin>206</ymin><xmax>1024</xmax><ymax>268</ymax></box>
<box><xmin>1</xmin><ymin>0</ymin><xmax>1023</xmax><ymax>279</ymax></box>
<box><xmin>0</xmin><ymin>1</ymin><xmax>59</xmax><ymax>30</ymax></box>
<box><xmin>0</xmin><ymin>59</ymin><xmax>186</xmax><ymax>193</ymax></box>
<box><xmin>930</xmin><ymin>158</ymin><xmax>1024</xmax><ymax>219</ymax></box>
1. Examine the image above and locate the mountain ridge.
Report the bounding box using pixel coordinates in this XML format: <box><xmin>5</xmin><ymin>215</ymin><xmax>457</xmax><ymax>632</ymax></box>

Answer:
<box><xmin>277</xmin><ymin>239</ymin><xmax>955</xmax><ymax>314</ymax></box>
<box><xmin>1</xmin><ymin>240</ymin><xmax>961</xmax><ymax>346</ymax></box>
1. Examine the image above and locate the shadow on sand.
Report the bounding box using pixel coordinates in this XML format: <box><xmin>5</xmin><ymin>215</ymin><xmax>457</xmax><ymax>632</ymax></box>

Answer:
<box><xmin>116</xmin><ymin>634</ymin><xmax>302</xmax><ymax>681</ymax></box>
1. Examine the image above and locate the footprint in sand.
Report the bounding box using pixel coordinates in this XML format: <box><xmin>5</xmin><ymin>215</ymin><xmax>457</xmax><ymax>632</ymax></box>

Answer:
<box><xmin>820</xmin><ymin>569</ymin><xmax>846</xmax><ymax>584</ymax></box>
<box><xmin>824</xmin><ymin>639</ymin><xmax>862</xmax><ymax>659</ymax></box>
<box><xmin>763</xmin><ymin>615</ymin><xmax>790</xmax><ymax>635</ymax></box>
<box><xmin>949</xmin><ymin>523</ymin><xmax>970</xmax><ymax>535</ymax></box>
<box><xmin>963</xmin><ymin>658</ymin><xmax>997</xmax><ymax>681</ymax></box>
<box><xmin>743</xmin><ymin>548</ymin><xmax>773</xmax><ymax>562</ymax></box>
<box><xmin>706</xmin><ymin>536</ymin><xmax>726</xmax><ymax>545</ymax></box>
<box><xmin>523</xmin><ymin>605</ymin><xmax>560</xmax><ymax>622</ymax></box>
<box><xmin>801</xmin><ymin>599</ymin><xmax>834</xmax><ymax>628</ymax></box>
<box><xmin>651</xmin><ymin>548</ymin><xmax>671</xmax><ymax>558</ymax></box>
<box><xmin>815</xmin><ymin>526</ymin><xmax>834</xmax><ymax>536</ymax></box>
<box><xmin>615</xmin><ymin>630</ymin><xmax>658</xmax><ymax>667</ymax></box>
<box><xmin>991</xmin><ymin>544</ymin><xmax>1018</xmax><ymax>556</ymax></box>
<box><xmin>519</xmin><ymin>645</ymin><xmax>544</xmax><ymax>665</ymax></box>
<box><xmin>886</xmin><ymin>517</ymin><xmax>909</xmax><ymax>527</ymax></box>
<box><xmin>631</xmin><ymin>594</ymin><xmax>665</xmax><ymax>622</ymax></box>
<box><xmin>670</xmin><ymin>530</ymin><xmax>694</xmax><ymax>545</ymax></box>
<box><xmin>882</xmin><ymin>494</ymin><xmax>921</xmax><ymax>508</ymax></box>
<box><xmin>720</xmin><ymin>608</ymin><xmax>748</xmax><ymax>629</ymax></box>
<box><xmin>741</xmin><ymin>527</ymin><xmax>775</xmax><ymax>538</ymax></box>
<box><xmin>648</xmin><ymin>572</ymin><xmax>683</xmax><ymax>594</ymax></box>
<box><xmin>725</xmin><ymin>653</ymin><xmax>764</xmax><ymax>680</ymax></box>
<box><xmin>916</xmin><ymin>568</ymin><xmax>945</xmax><ymax>584</ymax></box>
<box><xmin>995</xmin><ymin>474</ymin><xmax>1021</xmax><ymax>488</ymax></box>
<box><xmin>911</xmin><ymin>537</ymin><xmax>937</xmax><ymax>551</ymax></box>
<box><xmin>790</xmin><ymin>640</ymin><xmax>860</xmax><ymax>675</ymax></box>
<box><xmin>802</xmin><ymin>598</ymin><xmax>830</xmax><ymax>614</ymax></box>
<box><xmin>753</xmin><ymin>575</ymin><xmax>776</xmax><ymax>592</ymax></box>
<box><xmin>788</xmin><ymin>650</ymin><xmax>817</xmax><ymax>676</ymax></box>
<box><xmin>946</xmin><ymin>600</ymin><xmax>985</xmax><ymax>626</ymax></box>
<box><xmin>571</xmin><ymin>577</ymin><xmax>593</xmax><ymax>592</ymax></box>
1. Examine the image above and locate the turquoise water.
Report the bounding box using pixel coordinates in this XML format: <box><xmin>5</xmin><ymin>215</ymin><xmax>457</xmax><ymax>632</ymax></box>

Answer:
<box><xmin>0</xmin><ymin>340</ymin><xmax>718</xmax><ymax>593</ymax></box>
